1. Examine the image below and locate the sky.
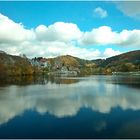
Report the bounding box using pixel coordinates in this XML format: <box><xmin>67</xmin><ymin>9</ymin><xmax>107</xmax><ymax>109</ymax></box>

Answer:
<box><xmin>0</xmin><ymin>1</ymin><xmax>140</xmax><ymax>60</ymax></box>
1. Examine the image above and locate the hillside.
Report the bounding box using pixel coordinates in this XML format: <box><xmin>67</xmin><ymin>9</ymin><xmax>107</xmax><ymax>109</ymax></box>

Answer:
<box><xmin>45</xmin><ymin>50</ymin><xmax>140</xmax><ymax>75</ymax></box>
<box><xmin>0</xmin><ymin>51</ymin><xmax>34</xmax><ymax>77</ymax></box>
<box><xmin>46</xmin><ymin>55</ymin><xmax>92</xmax><ymax>68</ymax></box>
<box><xmin>98</xmin><ymin>50</ymin><xmax>140</xmax><ymax>67</ymax></box>
<box><xmin>92</xmin><ymin>50</ymin><xmax>140</xmax><ymax>74</ymax></box>
<box><xmin>0</xmin><ymin>50</ymin><xmax>140</xmax><ymax>76</ymax></box>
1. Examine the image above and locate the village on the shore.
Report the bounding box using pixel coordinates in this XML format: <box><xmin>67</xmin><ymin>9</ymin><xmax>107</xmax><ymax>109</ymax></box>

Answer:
<box><xmin>0</xmin><ymin>50</ymin><xmax>140</xmax><ymax>77</ymax></box>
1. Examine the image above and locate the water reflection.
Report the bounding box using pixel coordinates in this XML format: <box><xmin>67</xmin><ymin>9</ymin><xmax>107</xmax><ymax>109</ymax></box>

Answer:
<box><xmin>111</xmin><ymin>75</ymin><xmax>140</xmax><ymax>89</ymax></box>
<box><xmin>0</xmin><ymin>75</ymin><xmax>80</xmax><ymax>85</ymax></box>
<box><xmin>117</xmin><ymin>119</ymin><xmax>140</xmax><ymax>138</ymax></box>
<box><xmin>0</xmin><ymin>75</ymin><xmax>140</xmax><ymax>126</ymax></box>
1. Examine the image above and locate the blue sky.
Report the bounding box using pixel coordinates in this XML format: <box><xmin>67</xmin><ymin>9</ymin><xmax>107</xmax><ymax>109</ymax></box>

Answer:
<box><xmin>0</xmin><ymin>1</ymin><xmax>140</xmax><ymax>59</ymax></box>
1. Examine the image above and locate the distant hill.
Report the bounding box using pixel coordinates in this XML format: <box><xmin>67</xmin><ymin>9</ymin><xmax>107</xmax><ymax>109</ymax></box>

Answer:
<box><xmin>46</xmin><ymin>55</ymin><xmax>92</xmax><ymax>68</ymax></box>
<box><xmin>46</xmin><ymin>50</ymin><xmax>140</xmax><ymax>74</ymax></box>
<box><xmin>0</xmin><ymin>52</ymin><xmax>29</xmax><ymax>65</ymax></box>
<box><xmin>0</xmin><ymin>50</ymin><xmax>140</xmax><ymax>76</ymax></box>
<box><xmin>91</xmin><ymin>50</ymin><xmax>140</xmax><ymax>73</ymax></box>
<box><xmin>0</xmin><ymin>51</ymin><xmax>34</xmax><ymax>76</ymax></box>
<box><xmin>96</xmin><ymin>50</ymin><xmax>140</xmax><ymax>67</ymax></box>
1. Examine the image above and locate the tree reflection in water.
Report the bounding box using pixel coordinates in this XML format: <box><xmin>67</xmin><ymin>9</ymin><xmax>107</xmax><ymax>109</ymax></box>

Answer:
<box><xmin>0</xmin><ymin>75</ymin><xmax>80</xmax><ymax>86</ymax></box>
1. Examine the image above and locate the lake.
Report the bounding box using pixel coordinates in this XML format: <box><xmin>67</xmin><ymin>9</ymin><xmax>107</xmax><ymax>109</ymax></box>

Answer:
<box><xmin>0</xmin><ymin>75</ymin><xmax>140</xmax><ymax>138</ymax></box>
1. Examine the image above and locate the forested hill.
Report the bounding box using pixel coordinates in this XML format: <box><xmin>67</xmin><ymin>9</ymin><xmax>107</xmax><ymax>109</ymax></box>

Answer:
<box><xmin>0</xmin><ymin>50</ymin><xmax>140</xmax><ymax>76</ymax></box>
<box><xmin>46</xmin><ymin>50</ymin><xmax>140</xmax><ymax>74</ymax></box>
<box><xmin>93</xmin><ymin>50</ymin><xmax>140</xmax><ymax>67</ymax></box>
<box><xmin>46</xmin><ymin>55</ymin><xmax>92</xmax><ymax>68</ymax></box>
<box><xmin>0</xmin><ymin>51</ymin><xmax>34</xmax><ymax>76</ymax></box>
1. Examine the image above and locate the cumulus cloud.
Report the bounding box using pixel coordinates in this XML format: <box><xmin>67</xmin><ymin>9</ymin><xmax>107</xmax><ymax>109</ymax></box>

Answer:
<box><xmin>80</xmin><ymin>26</ymin><xmax>140</xmax><ymax>47</ymax></box>
<box><xmin>0</xmin><ymin>13</ymin><xmax>140</xmax><ymax>59</ymax></box>
<box><xmin>35</xmin><ymin>22</ymin><xmax>82</xmax><ymax>42</ymax></box>
<box><xmin>103</xmin><ymin>48</ymin><xmax>121</xmax><ymax>58</ymax></box>
<box><xmin>0</xmin><ymin>13</ymin><xmax>35</xmax><ymax>44</ymax></box>
<box><xmin>80</xmin><ymin>26</ymin><xmax>118</xmax><ymax>45</ymax></box>
<box><xmin>1</xmin><ymin>41</ymin><xmax>101</xmax><ymax>60</ymax></box>
<box><xmin>119</xmin><ymin>29</ymin><xmax>140</xmax><ymax>47</ymax></box>
<box><xmin>93</xmin><ymin>7</ymin><xmax>108</xmax><ymax>18</ymax></box>
<box><xmin>115</xmin><ymin>1</ymin><xmax>140</xmax><ymax>19</ymax></box>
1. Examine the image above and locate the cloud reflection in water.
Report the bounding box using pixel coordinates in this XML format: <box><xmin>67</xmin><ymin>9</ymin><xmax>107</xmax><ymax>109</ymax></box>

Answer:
<box><xmin>0</xmin><ymin>76</ymin><xmax>140</xmax><ymax>125</ymax></box>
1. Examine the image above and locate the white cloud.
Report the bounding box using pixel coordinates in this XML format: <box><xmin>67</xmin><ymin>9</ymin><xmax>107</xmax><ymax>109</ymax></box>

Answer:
<box><xmin>1</xmin><ymin>13</ymin><xmax>140</xmax><ymax>59</ymax></box>
<box><xmin>103</xmin><ymin>48</ymin><xmax>121</xmax><ymax>58</ymax></box>
<box><xmin>8</xmin><ymin>41</ymin><xmax>101</xmax><ymax>60</ymax></box>
<box><xmin>35</xmin><ymin>22</ymin><xmax>82</xmax><ymax>42</ymax></box>
<box><xmin>115</xmin><ymin>1</ymin><xmax>140</xmax><ymax>19</ymax></box>
<box><xmin>80</xmin><ymin>26</ymin><xmax>119</xmax><ymax>45</ymax></box>
<box><xmin>0</xmin><ymin>13</ymin><xmax>35</xmax><ymax>44</ymax></box>
<box><xmin>93</xmin><ymin>7</ymin><xmax>108</xmax><ymax>18</ymax></box>
<box><xmin>119</xmin><ymin>29</ymin><xmax>140</xmax><ymax>46</ymax></box>
<box><xmin>80</xmin><ymin>26</ymin><xmax>140</xmax><ymax>47</ymax></box>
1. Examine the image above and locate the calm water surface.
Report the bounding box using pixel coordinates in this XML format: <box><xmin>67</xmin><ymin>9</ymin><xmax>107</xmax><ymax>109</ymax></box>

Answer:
<box><xmin>0</xmin><ymin>75</ymin><xmax>140</xmax><ymax>138</ymax></box>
